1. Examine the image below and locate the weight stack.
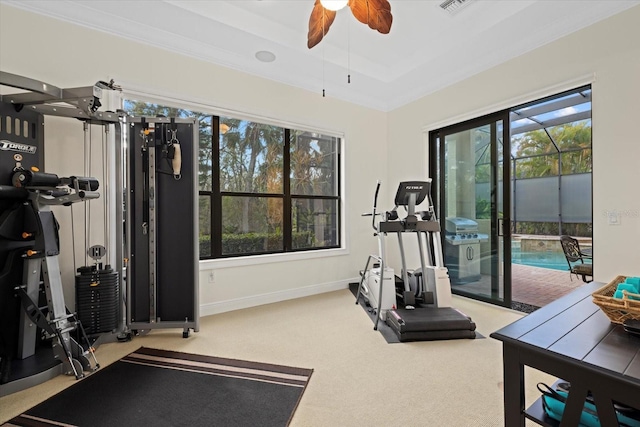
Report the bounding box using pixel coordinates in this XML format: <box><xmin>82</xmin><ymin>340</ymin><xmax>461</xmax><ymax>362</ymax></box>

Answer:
<box><xmin>75</xmin><ymin>265</ymin><xmax>119</xmax><ymax>335</ymax></box>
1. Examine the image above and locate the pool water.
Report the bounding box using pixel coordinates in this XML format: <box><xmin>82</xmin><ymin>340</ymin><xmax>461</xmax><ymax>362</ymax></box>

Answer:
<box><xmin>511</xmin><ymin>247</ymin><xmax>592</xmax><ymax>272</ymax></box>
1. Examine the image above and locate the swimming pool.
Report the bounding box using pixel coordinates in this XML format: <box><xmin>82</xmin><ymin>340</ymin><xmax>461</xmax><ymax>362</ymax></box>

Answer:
<box><xmin>511</xmin><ymin>247</ymin><xmax>592</xmax><ymax>271</ymax></box>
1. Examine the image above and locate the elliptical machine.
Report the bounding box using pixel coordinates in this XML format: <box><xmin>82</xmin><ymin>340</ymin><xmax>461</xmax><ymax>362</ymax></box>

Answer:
<box><xmin>355</xmin><ymin>180</ymin><xmax>476</xmax><ymax>341</ymax></box>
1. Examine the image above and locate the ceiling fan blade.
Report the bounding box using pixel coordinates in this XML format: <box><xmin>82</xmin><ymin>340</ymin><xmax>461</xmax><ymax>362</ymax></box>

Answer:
<box><xmin>350</xmin><ymin>0</ymin><xmax>393</xmax><ymax>34</ymax></box>
<box><xmin>307</xmin><ymin>0</ymin><xmax>337</xmax><ymax>49</ymax></box>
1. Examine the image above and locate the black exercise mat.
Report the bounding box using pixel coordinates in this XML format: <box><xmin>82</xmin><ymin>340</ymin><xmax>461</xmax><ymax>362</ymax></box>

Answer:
<box><xmin>349</xmin><ymin>282</ymin><xmax>484</xmax><ymax>343</ymax></box>
<box><xmin>4</xmin><ymin>347</ymin><xmax>313</xmax><ymax>427</ymax></box>
<box><xmin>511</xmin><ymin>300</ymin><xmax>541</xmax><ymax>314</ymax></box>
<box><xmin>350</xmin><ymin>282</ymin><xmax>404</xmax><ymax>343</ymax></box>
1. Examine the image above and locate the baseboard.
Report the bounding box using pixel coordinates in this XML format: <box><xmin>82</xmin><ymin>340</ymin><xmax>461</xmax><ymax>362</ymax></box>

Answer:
<box><xmin>199</xmin><ymin>278</ymin><xmax>356</xmax><ymax>317</ymax></box>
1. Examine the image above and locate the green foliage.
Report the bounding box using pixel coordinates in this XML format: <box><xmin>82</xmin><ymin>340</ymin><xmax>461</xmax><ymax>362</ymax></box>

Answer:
<box><xmin>219</xmin><ymin>119</ymin><xmax>284</xmax><ymax>194</ymax></box>
<box><xmin>291</xmin><ymin>232</ymin><xmax>319</xmax><ymax>249</ymax></box>
<box><xmin>199</xmin><ymin>235</ymin><xmax>212</xmax><ymax>258</ymax></box>
<box><xmin>476</xmin><ymin>198</ymin><xmax>491</xmax><ymax>219</ymax></box>
<box><xmin>475</xmin><ymin>164</ymin><xmax>491</xmax><ymax>184</ymax></box>
<box><xmin>559</xmin><ymin>223</ymin><xmax>593</xmax><ymax>237</ymax></box>
<box><xmin>290</xmin><ymin>131</ymin><xmax>337</xmax><ymax>197</ymax></box>
<box><xmin>512</xmin><ymin>120</ymin><xmax>592</xmax><ymax>178</ymax></box>
<box><xmin>198</xmin><ymin>231</ymin><xmax>316</xmax><ymax>256</ymax></box>
<box><xmin>222</xmin><ymin>232</ymin><xmax>283</xmax><ymax>254</ymax></box>
<box><xmin>514</xmin><ymin>221</ymin><xmax>592</xmax><ymax>237</ymax></box>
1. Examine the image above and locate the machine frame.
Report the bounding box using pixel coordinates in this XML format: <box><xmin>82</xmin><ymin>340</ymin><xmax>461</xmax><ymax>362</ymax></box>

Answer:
<box><xmin>0</xmin><ymin>71</ymin><xmax>200</xmax><ymax>396</ymax></box>
<box><xmin>356</xmin><ymin>180</ymin><xmax>453</xmax><ymax>330</ymax></box>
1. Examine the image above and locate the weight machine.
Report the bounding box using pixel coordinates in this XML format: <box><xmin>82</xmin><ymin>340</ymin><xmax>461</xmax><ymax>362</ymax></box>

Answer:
<box><xmin>5</xmin><ymin>168</ymin><xmax>101</xmax><ymax>380</ymax></box>
<box><xmin>124</xmin><ymin>115</ymin><xmax>199</xmax><ymax>337</ymax></box>
<box><xmin>355</xmin><ymin>180</ymin><xmax>476</xmax><ymax>341</ymax></box>
<box><xmin>0</xmin><ymin>71</ymin><xmax>199</xmax><ymax>395</ymax></box>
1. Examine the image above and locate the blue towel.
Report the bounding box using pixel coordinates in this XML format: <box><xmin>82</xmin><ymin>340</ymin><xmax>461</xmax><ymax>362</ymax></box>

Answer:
<box><xmin>625</xmin><ymin>277</ymin><xmax>640</xmax><ymax>288</ymax></box>
<box><xmin>615</xmin><ymin>287</ymin><xmax>640</xmax><ymax>300</ymax></box>
<box><xmin>623</xmin><ymin>280</ymin><xmax>640</xmax><ymax>292</ymax></box>
<box><xmin>618</xmin><ymin>283</ymin><xmax>639</xmax><ymax>294</ymax></box>
<box><xmin>542</xmin><ymin>389</ymin><xmax>640</xmax><ymax>427</ymax></box>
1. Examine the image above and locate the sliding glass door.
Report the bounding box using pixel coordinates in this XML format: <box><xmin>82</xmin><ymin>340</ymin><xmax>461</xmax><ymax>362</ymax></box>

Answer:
<box><xmin>430</xmin><ymin>112</ymin><xmax>511</xmax><ymax>307</ymax></box>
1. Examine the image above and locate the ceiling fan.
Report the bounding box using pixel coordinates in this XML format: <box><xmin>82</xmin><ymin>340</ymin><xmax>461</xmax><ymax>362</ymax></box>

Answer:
<box><xmin>307</xmin><ymin>0</ymin><xmax>393</xmax><ymax>49</ymax></box>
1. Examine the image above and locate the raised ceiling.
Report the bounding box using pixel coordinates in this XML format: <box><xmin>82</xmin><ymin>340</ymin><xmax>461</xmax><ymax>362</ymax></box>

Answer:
<box><xmin>3</xmin><ymin>0</ymin><xmax>639</xmax><ymax>111</ymax></box>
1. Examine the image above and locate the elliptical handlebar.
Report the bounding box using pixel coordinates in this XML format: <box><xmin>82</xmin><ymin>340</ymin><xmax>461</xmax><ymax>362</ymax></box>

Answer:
<box><xmin>363</xmin><ymin>180</ymin><xmax>439</xmax><ymax>234</ymax></box>
<box><xmin>361</xmin><ymin>181</ymin><xmax>383</xmax><ymax>232</ymax></box>
<box><xmin>371</xmin><ymin>180</ymin><xmax>381</xmax><ymax>231</ymax></box>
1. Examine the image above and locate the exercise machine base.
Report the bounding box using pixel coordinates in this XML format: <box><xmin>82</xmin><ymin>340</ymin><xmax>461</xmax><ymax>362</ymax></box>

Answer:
<box><xmin>385</xmin><ymin>307</ymin><xmax>477</xmax><ymax>342</ymax></box>
<box><xmin>0</xmin><ymin>347</ymin><xmax>61</xmax><ymax>397</ymax></box>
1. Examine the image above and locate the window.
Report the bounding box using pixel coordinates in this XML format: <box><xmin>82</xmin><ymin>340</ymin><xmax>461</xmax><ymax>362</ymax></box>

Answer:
<box><xmin>123</xmin><ymin>100</ymin><xmax>341</xmax><ymax>260</ymax></box>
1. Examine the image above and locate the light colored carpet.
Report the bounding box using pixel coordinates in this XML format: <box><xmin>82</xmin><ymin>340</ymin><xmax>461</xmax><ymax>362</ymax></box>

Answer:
<box><xmin>0</xmin><ymin>290</ymin><xmax>554</xmax><ymax>426</ymax></box>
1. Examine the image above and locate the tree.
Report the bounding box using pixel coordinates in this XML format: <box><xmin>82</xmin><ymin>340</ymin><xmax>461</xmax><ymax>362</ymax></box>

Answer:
<box><xmin>219</xmin><ymin>119</ymin><xmax>283</xmax><ymax>235</ymax></box>
<box><xmin>512</xmin><ymin>120</ymin><xmax>591</xmax><ymax>178</ymax></box>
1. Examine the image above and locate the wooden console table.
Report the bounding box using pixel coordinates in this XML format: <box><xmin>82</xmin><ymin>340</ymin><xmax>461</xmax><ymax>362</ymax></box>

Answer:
<box><xmin>491</xmin><ymin>280</ymin><xmax>640</xmax><ymax>426</ymax></box>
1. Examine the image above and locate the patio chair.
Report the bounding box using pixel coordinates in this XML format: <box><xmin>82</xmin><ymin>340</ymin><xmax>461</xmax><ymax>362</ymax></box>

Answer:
<box><xmin>560</xmin><ymin>235</ymin><xmax>593</xmax><ymax>282</ymax></box>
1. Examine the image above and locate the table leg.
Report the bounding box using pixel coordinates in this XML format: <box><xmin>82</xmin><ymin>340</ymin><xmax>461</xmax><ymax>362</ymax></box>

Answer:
<box><xmin>503</xmin><ymin>344</ymin><xmax>525</xmax><ymax>427</ymax></box>
<box><xmin>591</xmin><ymin>391</ymin><xmax>620</xmax><ymax>427</ymax></box>
<box><xmin>560</xmin><ymin>383</ymin><xmax>588</xmax><ymax>426</ymax></box>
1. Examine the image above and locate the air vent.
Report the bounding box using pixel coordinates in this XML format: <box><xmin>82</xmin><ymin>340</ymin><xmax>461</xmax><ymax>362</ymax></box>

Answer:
<box><xmin>440</xmin><ymin>0</ymin><xmax>473</xmax><ymax>14</ymax></box>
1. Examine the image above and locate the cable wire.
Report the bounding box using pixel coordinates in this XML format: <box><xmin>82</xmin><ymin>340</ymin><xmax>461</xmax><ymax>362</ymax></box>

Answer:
<box><xmin>103</xmin><ymin>124</ymin><xmax>109</xmax><ymax>266</ymax></box>
<box><xmin>70</xmin><ymin>204</ymin><xmax>77</xmax><ymax>274</ymax></box>
<box><xmin>83</xmin><ymin>122</ymin><xmax>89</xmax><ymax>266</ymax></box>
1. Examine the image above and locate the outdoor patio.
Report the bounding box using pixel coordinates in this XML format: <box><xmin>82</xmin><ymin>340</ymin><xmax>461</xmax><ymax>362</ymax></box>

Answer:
<box><xmin>511</xmin><ymin>263</ymin><xmax>588</xmax><ymax>308</ymax></box>
<box><xmin>451</xmin><ymin>263</ymin><xmax>589</xmax><ymax>311</ymax></box>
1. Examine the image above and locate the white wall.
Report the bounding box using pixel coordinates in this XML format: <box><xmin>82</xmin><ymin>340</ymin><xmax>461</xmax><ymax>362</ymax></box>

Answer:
<box><xmin>387</xmin><ymin>5</ymin><xmax>640</xmax><ymax>281</ymax></box>
<box><xmin>0</xmin><ymin>4</ymin><xmax>388</xmax><ymax>315</ymax></box>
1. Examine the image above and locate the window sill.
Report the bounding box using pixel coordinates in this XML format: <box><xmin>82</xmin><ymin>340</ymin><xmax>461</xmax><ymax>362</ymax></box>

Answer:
<box><xmin>198</xmin><ymin>247</ymin><xmax>349</xmax><ymax>270</ymax></box>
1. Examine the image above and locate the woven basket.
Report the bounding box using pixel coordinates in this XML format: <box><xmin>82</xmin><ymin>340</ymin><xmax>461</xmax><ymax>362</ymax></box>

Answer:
<box><xmin>592</xmin><ymin>275</ymin><xmax>640</xmax><ymax>324</ymax></box>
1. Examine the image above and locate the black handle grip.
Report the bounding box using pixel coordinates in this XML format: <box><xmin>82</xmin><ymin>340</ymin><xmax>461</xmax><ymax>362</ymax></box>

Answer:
<box><xmin>12</xmin><ymin>170</ymin><xmax>60</xmax><ymax>188</ymax></box>
<box><xmin>0</xmin><ymin>185</ymin><xmax>28</xmax><ymax>200</ymax></box>
<box><xmin>70</xmin><ymin>176</ymin><xmax>99</xmax><ymax>191</ymax></box>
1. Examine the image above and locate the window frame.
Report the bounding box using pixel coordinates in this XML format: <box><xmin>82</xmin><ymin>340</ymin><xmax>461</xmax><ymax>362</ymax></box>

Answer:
<box><xmin>203</xmin><ymin>120</ymin><xmax>342</xmax><ymax>259</ymax></box>
<box><xmin>122</xmin><ymin>92</ymin><xmax>346</xmax><ymax>266</ymax></box>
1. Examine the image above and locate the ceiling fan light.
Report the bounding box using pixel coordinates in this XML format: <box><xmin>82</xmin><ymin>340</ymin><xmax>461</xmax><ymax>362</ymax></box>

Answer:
<box><xmin>320</xmin><ymin>0</ymin><xmax>348</xmax><ymax>11</ymax></box>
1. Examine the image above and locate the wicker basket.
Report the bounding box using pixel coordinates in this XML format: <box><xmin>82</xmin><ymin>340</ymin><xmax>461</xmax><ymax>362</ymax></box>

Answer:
<box><xmin>592</xmin><ymin>275</ymin><xmax>640</xmax><ymax>324</ymax></box>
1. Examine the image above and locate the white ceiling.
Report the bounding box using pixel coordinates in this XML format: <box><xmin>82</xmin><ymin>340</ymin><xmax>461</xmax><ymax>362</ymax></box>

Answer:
<box><xmin>3</xmin><ymin>0</ymin><xmax>639</xmax><ymax>111</ymax></box>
